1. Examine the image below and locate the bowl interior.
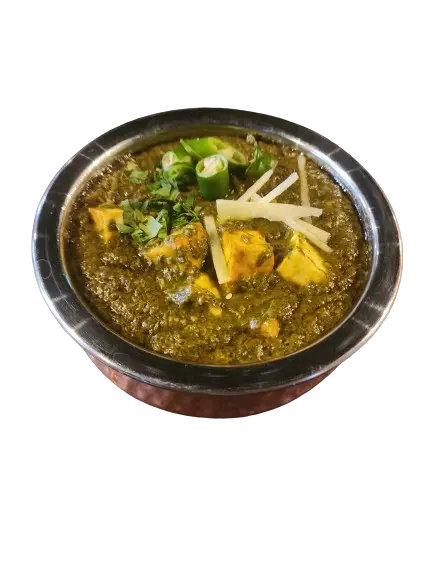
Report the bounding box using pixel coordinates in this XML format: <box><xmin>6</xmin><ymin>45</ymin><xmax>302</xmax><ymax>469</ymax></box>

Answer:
<box><xmin>33</xmin><ymin>109</ymin><xmax>401</xmax><ymax>395</ymax></box>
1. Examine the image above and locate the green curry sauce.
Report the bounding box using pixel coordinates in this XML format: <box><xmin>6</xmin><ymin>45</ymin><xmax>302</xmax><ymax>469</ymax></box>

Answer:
<box><xmin>64</xmin><ymin>136</ymin><xmax>369</xmax><ymax>364</ymax></box>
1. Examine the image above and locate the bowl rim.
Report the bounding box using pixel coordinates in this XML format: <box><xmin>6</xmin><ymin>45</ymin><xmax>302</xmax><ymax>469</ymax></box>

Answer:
<box><xmin>32</xmin><ymin>108</ymin><xmax>402</xmax><ymax>395</ymax></box>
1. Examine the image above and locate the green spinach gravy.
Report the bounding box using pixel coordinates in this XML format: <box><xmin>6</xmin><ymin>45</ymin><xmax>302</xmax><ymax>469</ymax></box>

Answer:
<box><xmin>64</xmin><ymin>136</ymin><xmax>369</xmax><ymax>364</ymax></box>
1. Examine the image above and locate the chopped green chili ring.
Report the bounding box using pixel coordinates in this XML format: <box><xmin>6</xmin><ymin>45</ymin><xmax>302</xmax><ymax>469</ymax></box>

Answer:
<box><xmin>162</xmin><ymin>151</ymin><xmax>181</xmax><ymax>170</ymax></box>
<box><xmin>179</xmin><ymin>137</ymin><xmax>247</xmax><ymax>172</ymax></box>
<box><xmin>179</xmin><ymin>138</ymin><xmax>205</xmax><ymax>162</ymax></box>
<box><xmin>196</xmin><ymin>154</ymin><xmax>230</xmax><ymax>200</ymax></box>
<box><xmin>165</xmin><ymin>163</ymin><xmax>196</xmax><ymax>184</ymax></box>
<box><xmin>172</xmin><ymin>146</ymin><xmax>194</xmax><ymax>165</ymax></box>
<box><xmin>217</xmin><ymin>144</ymin><xmax>248</xmax><ymax>174</ymax></box>
<box><xmin>161</xmin><ymin>151</ymin><xmax>195</xmax><ymax>185</ymax></box>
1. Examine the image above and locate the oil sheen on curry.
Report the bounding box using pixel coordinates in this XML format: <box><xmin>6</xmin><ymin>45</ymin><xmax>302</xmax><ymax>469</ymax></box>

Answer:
<box><xmin>65</xmin><ymin>135</ymin><xmax>369</xmax><ymax>364</ymax></box>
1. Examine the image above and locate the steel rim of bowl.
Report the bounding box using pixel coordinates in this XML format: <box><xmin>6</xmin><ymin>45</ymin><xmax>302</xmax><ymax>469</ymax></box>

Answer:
<box><xmin>32</xmin><ymin>108</ymin><xmax>402</xmax><ymax>395</ymax></box>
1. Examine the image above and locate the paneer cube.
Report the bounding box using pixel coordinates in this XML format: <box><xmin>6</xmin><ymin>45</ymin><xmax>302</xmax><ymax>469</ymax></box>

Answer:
<box><xmin>168</xmin><ymin>273</ymin><xmax>221</xmax><ymax>308</ymax></box>
<box><xmin>249</xmin><ymin>318</ymin><xmax>280</xmax><ymax>338</ymax></box>
<box><xmin>143</xmin><ymin>244</ymin><xmax>173</xmax><ymax>260</ymax></box>
<box><xmin>144</xmin><ymin>222</ymin><xmax>208</xmax><ymax>270</ymax></box>
<box><xmin>259</xmin><ymin>319</ymin><xmax>280</xmax><ymax>338</ymax></box>
<box><xmin>277</xmin><ymin>233</ymin><xmax>327</xmax><ymax>287</ymax></box>
<box><xmin>88</xmin><ymin>207</ymin><xmax>123</xmax><ymax>242</ymax></box>
<box><xmin>194</xmin><ymin>274</ymin><xmax>222</xmax><ymax>316</ymax></box>
<box><xmin>209</xmin><ymin>305</ymin><xmax>223</xmax><ymax>317</ymax></box>
<box><xmin>221</xmin><ymin>229</ymin><xmax>274</xmax><ymax>282</ymax></box>
<box><xmin>193</xmin><ymin>273</ymin><xmax>221</xmax><ymax>299</ymax></box>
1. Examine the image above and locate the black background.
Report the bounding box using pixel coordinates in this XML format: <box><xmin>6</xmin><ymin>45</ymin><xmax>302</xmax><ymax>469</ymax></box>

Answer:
<box><xmin>29</xmin><ymin>103</ymin><xmax>409</xmax><ymax>424</ymax></box>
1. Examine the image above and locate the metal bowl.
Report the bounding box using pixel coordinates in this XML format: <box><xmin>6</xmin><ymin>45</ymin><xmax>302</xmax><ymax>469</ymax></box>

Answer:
<box><xmin>32</xmin><ymin>108</ymin><xmax>402</xmax><ymax>417</ymax></box>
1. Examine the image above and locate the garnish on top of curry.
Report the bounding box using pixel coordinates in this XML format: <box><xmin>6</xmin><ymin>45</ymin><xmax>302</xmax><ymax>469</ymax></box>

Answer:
<box><xmin>64</xmin><ymin>134</ymin><xmax>369</xmax><ymax>364</ymax></box>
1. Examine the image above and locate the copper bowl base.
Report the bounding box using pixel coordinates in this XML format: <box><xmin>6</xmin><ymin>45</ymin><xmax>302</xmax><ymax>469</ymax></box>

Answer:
<box><xmin>89</xmin><ymin>354</ymin><xmax>334</xmax><ymax>418</ymax></box>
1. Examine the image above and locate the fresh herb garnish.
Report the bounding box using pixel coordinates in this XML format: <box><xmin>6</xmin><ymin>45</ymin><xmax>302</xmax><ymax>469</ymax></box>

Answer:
<box><xmin>148</xmin><ymin>169</ymin><xmax>180</xmax><ymax>199</ymax></box>
<box><xmin>117</xmin><ymin>199</ymin><xmax>164</xmax><ymax>244</ymax></box>
<box><xmin>246</xmin><ymin>146</ymin><xmax>277</xmax><ymax>179</ymax></box>
<box><xmin>116</xmin><ymin>223</ymin><xmax>135</xmax><ymax>234</ymax></box>
<box><xmin>251</xmin><ymin>146</ymin><xmax>263</xmax><ymax>161</ymax></box>
<box><xmin>117</xmin><ymin>200</ymin><xmax>165</xmax><ymax>243</ymax></box>
<box><xmin>155</xmin><ymin>209</ymin><xmax>169</xmax><ymax>240</ymax></box>
<box><xmin>172</xmin><ymin>192</ymin><xmax>202</xmax><ymax>229</ymax></box>
<box><xmin>116</xmin><ymin>183</ymin><xmax>202</xmax><ymax>244</ymax></box>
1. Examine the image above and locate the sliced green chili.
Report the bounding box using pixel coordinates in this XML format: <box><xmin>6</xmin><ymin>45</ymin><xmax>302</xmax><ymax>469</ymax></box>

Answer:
<box><xmin>161</xmin><ymin>151</ymin><xmax>195</xmax><ymax>185</ymax></box>
<box><xmin>179</xmin><ymin>137</ymin><xmax>247</xmax><ymax>172</ymax></box>
<box><xmin>218</xmin><ymin>144</ymin><xmax>248</xmax><ymax>174</ymax></box>
<box><xmin>179</xmin><ymin>138</ymin><xmax>208</xmax><ymax>162</ymax></box>
<box><xmin>196</xmin><ymin>154</ymin><xmax>230</xmax><ymax>200</ymax></box>
<box><xmin>166</xmin><ymin>163</ymin><xmax>196</xmax><ymax>184</ymax></box>
<box><xmin>173</xmin><ymin>145</ymin><xmax>193</xmax><ymax>165</ymax></box>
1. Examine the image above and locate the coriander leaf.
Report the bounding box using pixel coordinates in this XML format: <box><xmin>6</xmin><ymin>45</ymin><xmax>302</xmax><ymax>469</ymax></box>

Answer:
<box><xmin>118</xmin><ymin>183</ymin><xmax>201</xmax><ymax>244</ymax></box>
<box><xmin>149</xmin><ymin>169</ymin><xmax>178</xmax><ymax>192</ymax></box>
<box><xmin>156</xmin><ymin>208</ymin><xmax>169</xmax><ymax>222</ymax></box>
<box><xmin>131</xmin><ymin>228</ymin><xmax>146</xmax><ymax>243</ymax></box>
<box><xmin>117</xmin><ymin>223</ymin><xmax>135</xmax><ymax>234</ymax></box>
<box><xmin>156</xmin><ymin>209</ymin><xmax>169</xmax><ymax>239</ymax></box>
<box><xmin>172</xmin><ymin>214</ymin><xmax>188</xmax><ymax>229</ymax></box>
<box><xmin>148</xmin><ymin>181</ymin><xmax>161</xmax><ymax>192</ymax></box>
<box><xmin>134</xmin><ymin>209</ymin><xmax>146</xmax><ymax>223</ymax></box>
<box><xmin>253</xmin><ymin>146</ymin><xmax>264</xmax><ymax>162</ymax></box>
<box><xmin>120</xmin><ymin>199</ymin><xmax>133</xmax><ymax>210</ymax></box>
<box><xmin>149</xmin><ymin>200</ymin><xmax>167</xmax><ymax>209</ymax></box>
<box><xmin>246</xmin><ymin>145</ymin><xmax>276</xmax><ymax>178</ymax></box>
<box><xmin>120</xmin><ymin>200</ymin><xmax>136</xmax><ymax>228</ymax></box>
<box><xmin>169</xmin><ymin>189</ymin><xmax>180</xmax><ymax>202</ymax></box>
<box><xmin>184</xmin><ymin>192</ymin><xmax>195</xmax><ymax>208</ymax></box>
<box><xmin>123</xmin><ymin>214</ymin><xmax>136</xmax><ymax>228</ymax></box>
<box><xmin>129</xmin><ymin>169</ymin><xmax>149</xmax><ymax>184</ymax></box>
<box><xmin>143</xmin><ymin>216</ymin><xmax>163</xmax><ymax>238</ymax></box>
<box><xmin>154</xmin><ymin>185</ymin><xmax>171</xmax><ymax>198</ymax></box>
<box><xmin>246</xmin><ymin>146</ymin><xmax>264</xmax><ymax>176</ymax></box>
<box><xmin>166</xmin><ymin>178</ymin><xmax>177</xmax><ymax>189</ymax></box>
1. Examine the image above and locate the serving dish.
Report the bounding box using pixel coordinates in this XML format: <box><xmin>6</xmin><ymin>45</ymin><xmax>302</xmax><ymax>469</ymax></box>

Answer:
<box><xmin>32</xmin><ymin>108</ymin><xmax>402</xmax><ymax>410</ymax></box>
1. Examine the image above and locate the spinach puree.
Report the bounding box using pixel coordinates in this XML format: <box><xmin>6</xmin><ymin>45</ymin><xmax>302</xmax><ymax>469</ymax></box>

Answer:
<box><xmin>64</xmin><ymin>136</ymin><xmax>369</xmax><ymax>364</ymax></box>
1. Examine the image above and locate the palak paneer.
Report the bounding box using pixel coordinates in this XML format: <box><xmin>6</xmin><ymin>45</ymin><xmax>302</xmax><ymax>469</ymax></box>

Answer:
<box><xmin>64</xmin><ymin>135</ymin><xmax>369</xmax><ymax>364</ymax></box>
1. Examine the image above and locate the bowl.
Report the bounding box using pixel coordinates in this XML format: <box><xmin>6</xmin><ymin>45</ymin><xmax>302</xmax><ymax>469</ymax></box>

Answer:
<box><xmin>32</xmin><ymin>108</ymin><xmax>402</xmax><ymax>418</ymax></box>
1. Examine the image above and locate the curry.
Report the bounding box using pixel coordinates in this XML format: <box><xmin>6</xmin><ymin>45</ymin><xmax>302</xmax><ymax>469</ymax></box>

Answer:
<box><xmin>64</xmin><ymin>135</ymin><xmax>369</xmax><ymax>364</ymax></box>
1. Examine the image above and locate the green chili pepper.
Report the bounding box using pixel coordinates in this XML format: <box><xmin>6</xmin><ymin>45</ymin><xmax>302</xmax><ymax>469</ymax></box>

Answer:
<box><xmin>162</xmin><ymin>151</ymin><xmax>181</xmax><ymax>170</ymax></box>
<box><xmin>179</xmin><ymin>138</ymin><xmax>209</xmax><ymax>162</ymax></box>
<box><xmin>161</xmin><ymin>151</ymin><xmax>195</xmax><ymax>185</ymax></box>
<box><xmin>173</xmin><ymin>145</ymin><xmax>193</xmax><ymax>165</ymax></box>
<box><xmin>179</xmin><ymin>137</ymin><xmax>248</xmax><ymax>173</ymax></box>
<box><xmin>165</xmin><ymin>163</ymin><xmax>195</xmax><ymax>184</ymax></box>
<box><xmin>219</xmin><ymin>146</ymin><xmax>248</xmax><ymax>175</ymax></box>
<box><xmin>246</xmin><ymin>146</ymin><xmax>277</xmax><ymax>179</ymax></box>
<box><xmin>162</xmin><ymin>150</ymin><xmax>194</xmax><ymax>169</ymax></box>
<box><xmin>196</xmin><ymin>154</ymin><xmax>230</xmax><ymax>200</ymax></box>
